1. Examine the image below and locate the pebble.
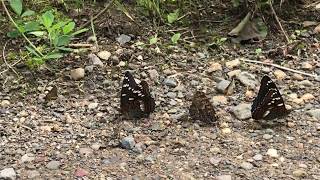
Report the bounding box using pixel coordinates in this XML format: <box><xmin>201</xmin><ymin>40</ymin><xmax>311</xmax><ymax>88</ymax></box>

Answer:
<box><xmin>301</xmin><ymin>62</ymin><xmax>313</xmax><ymax>70</ymax></box>
<box><xmin>70</xmin><ymin>68</ymin><xmax>85</xmax><ymax>80</ymax></box>
<box><xmin>116</xmin><ymin>34</ymin><xmax>131</xmax><ymax>45</ymax></box>
<box><xmin>148</xmin><ymin>69</ymin><xmax>159</xmax><ymax>81</ymax></box>
<box><xmin>221</xmin><ymin>128</ymin><xmax>232</xmax><ymax>134</ymax></box>
<box><xmin>263</xmin><ymin>134</ymin><xmax>273</xmax><ymax>140</ymax></box>
<box><xmin>118</xmin><ymin>61</ymin><xmax>126</xmax><ymax>67</ymax></box>
<box><xmin>97</xmin><ymin>51</ymin><xmax>111</xmax><ymax>60</ymax></box>
<box><xmin>237</xmin><ymin>72</ymin><xmax>258</xmax><ymax>88</ymax></box>
<box><xmin>21</xmin><ymin>153</ymin><xmax>35</xmax><ymax>163</ymax></box>
<box><xmin>301</xmin><ymin>93</ymin><xmax>315</xmax><ymax>101</ymax></box>
<box><xmin>266</xmin><ymin>148</ymin><xmax>278</xmax><ymax>158</ymax></box>
<box><xmin>0</xmin><ymin>168</ymin><xmax>16</xmax><ymax>180</ymax></box>
<box><xmin>79</xmin><ymin>147</ymin><xmax>93</xmax><ymax>156</ymax></box>
<box><xmin>292</xmin><ymin>73</ymin><xmax>304</xmax><ymax>80</ymax></box>
<box><xmin>273</xmin><ymin>70</ymin><xmax>286</xmax><ymax>80</ymax></box>
<box><xmin>163</xmin><ymin>78</ymin><xmax>177</xmax><ymax>87</ymax></box>
<box><xmin>208</xmin><ymin>62</ymin><xmax>222</xmax><ymax>73</ymax></box>
<box><xmin>227</xmin><ymin>70</ymin><xmax>241</xmax><ymax>78</ymax></box>
<box><xmin>216</xmin><ymin>175</ymin><xmax>232</xmax><ymax>180</ymax></box>
<box><xmin>121</xmin><ymin>136</ymin><xmax>136</xmax><ymax>150</ymax></box>
<box><xmin>299</xmin><ymin>80</ymin><xmax>313</xmax><ymax>86</ymax></box>
<box><xmin>1</xmin><ymin>100</ymin><xmax>10</xmax><ymax>107</ymax></box>
<box><xmin>225</xmin><ymin>59</ymin><xmax>240</xmax><ymax>69</ymax></box>
<box><xmin>166</xmin><ymin>92</ymin><xmax>176</xmax><ymax>99</ymax></box>
<box><xmin>307</xmin><ymin>109</ymin><xmax>320</xmax><ymax>119</ymax></box>
<box><xmin>91</xmin><ymin>143</ymin><xmax>101</xmax><ymax>150</ymax></box>
<box><xmin>216</xmin><ymin>80</ymin><xmax>231</xmax><ymax>93</ymax></box>
<box><xmin>209</xmin><ymin>156</ymin><xmax>222</xmax><ymax>166</ymax></box>
<box><xmin>211</xmin><ymin>96</ymin><xmax>228</xmax><ymax>105</ymax></box>
<box><xmin>88</xmin><ymin>53</ymin><xmax>103</xmax><ymax>67</ymax></box>
<box><xmin>27</xmin><ymin>170</ymin><xmax>40</xmax><ymax>179</ymax></box>
<box><xmin>253</xmin><ymin>154</ymin><xmax>263</xmax><ymax>161</ymax></box>
<box><xmin>46</xmin><ymin>161</ymin><xmax>61</xmax><ymax>170</ymax></box>
<box><xmin>74</xmin><ymin>168</ymin><xmax>89</xmax><ymax>177</ymax></box>
<box><xmin>231</xmin><ymin>103</ymin><xmax>251</xmax><ymax>120</ymax></box>
<box><xmin>240</xmin><ymin>162</ymin><xmax>254</xmax><ymax>170</ymax></box>
<box><xmin>293</xmin><ymin>169</ymin><xmax>307</xmax><ymax>177</ymax></box>
<box><xmin>88</xmin><ymin>102</ymin><xmax>99</xmax><ymax>110</ymax></box>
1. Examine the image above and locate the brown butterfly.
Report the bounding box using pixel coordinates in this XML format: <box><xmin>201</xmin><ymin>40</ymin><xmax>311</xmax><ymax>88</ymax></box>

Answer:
<box><xmin>45</xmin><ymin>85</ymin><xmax>58</xmax><ymax>101</ymax></box>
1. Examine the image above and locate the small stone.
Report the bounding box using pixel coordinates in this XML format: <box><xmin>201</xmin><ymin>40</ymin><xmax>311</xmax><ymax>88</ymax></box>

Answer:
<box><xmin>21</xmin><ymin>153</ymin><xmax>35</xmax><ymax>163</ymax></box>
<box><xmin>163</xmin><ymin>78</ymin><xmax>177</xmax><ymax>87</ymax></box>
<box><xmin>118</xmin><ymin>61</ymin><xmax>126</xmax><ymax>67</ymax></box>
<box><xmin>216</xmin><ymin>175</ymin><xmax>232</xmax><ymax>180</ymax></box>
<box><xmin>216</xmin><ymin>80</ymin><xmax>231</xmax><ymax>93</ymax></box>
<box><xmin>227</xmin><ymin>70</ymin><xmax>241</xmax><ymax>78</ymax></box>
<box><xmin>301</xmin><ymin>62</ymin><xmax>313</xmax><ymax>70</ymax></box>
<box><xmin>226</xmin><ymin>59</ymin><xmax>240</xmax><ymax>69</ymax></box>
<box><xmin>307</xmin><ymin>109</ymin><xmax>320</xmax><ymax>119</ymax></box>
<box><xmin>299</xmin><ymin>80</ymin><xmax>313</xmax><ymax>86</ymax></box>
<box><xmin>303</xmin><ymin>21</ymin><xmax>318</xmax><ymax>27</ymax></box>
<box><xmin>27</xmin><ymin>170</ymin><xmax>40</xmax><ymax>179</ymax></box>
<box><xmin>245</xmin><ymin>90</ymin><xmax>254</xmax><ymax>99</ymax></box>
<box><xmin>287</xmin><ymin>122</ymin><xmax>295</xmax><ymax>127</ymax></box>
<box><xmin>116</xmin><ymin>34</ymin><xmax>131</xmax><ymax>45</ymax></box>
<box><xmin>190</xmin><ymin>80</ymin><xmax>199</xmax><ymax>86</ymax></box>
<box><xmin>70</xmin><ymin>68</ymin><xmax>85</xmax><ymax>80</ymax></box>
<box><xmin>74</xmin><ymin>168</ymin><xmax>89</xmax><ymax>177</ymax></box>
<box><xmin>148</xmin><ymin>69</ymin><xmax>159</xmax><ymax>81</ymax></box>
<box><xmin>97</xmin><ymin>51</ymin><xmax>111</xmax><ymax>60</ymax></box>
<box><xmin>88</xmin><ymin>102</ymin><xmax>99</xmax><ymax>110</ymax></box>
<box><xmin>221</xmin><ymin>128</ymin><xmax>232</xmax><ymax>134</ymax></box>
<box><xmin>0</xmin><ymin>168</ymin><xmax>16</xmax><ymax>180</ymax></box>
<box><xmin>293</xmin><ymin>169</ymin><xmax>307</xmax><ymax>177</ymax></box>
<box><xmin>19</xmin><ymin>110</ymin><xmax>28</xmax><ymax>117</ymax></box>
<box><xmin>301</xmin><ymin>93</ymin><xmax>315</xmax><ymax>101</ymax></box>
<box><xmin>166</xmin><ymin>92</ymin><xmax>176</xmax><ymax>99</ymax></box>
<box><xmin>240</xmin><ymin>162</ymin><xmax>254</xmax><ymax>170</ymax></box>
<box><xmin>274</xmin><ymin>70</ymin><xmax>286</xmax><ymax>80</ymax></box>
<box><xmin>253</xmin><ymin>154</ymin><xmax>263</xmax><ymax>161</ymax></box>
<box><xmin>299</xmin><ymin>164</ymin><xmax>308</xmax><ymax>168</ymax></box>
<box><xmin>88</xmin><ymin>53</ymin><xmax>103</xmax><ymax>67</ymax></box>
<box><xmin>46</xmin><ymin>161</ymin><xmax>61</xmax><ymax>170</ymax></box>
<box><xmin>121</xmin><ymin>136</ymin><xmax>136</xmax><ymax>150</ymax></box>
<box><xmin>237</xmin><ymin>72</ymin><xmax>258</xmax><ymax>88</ymax></box>
<box><xmin>208</xmin><ymin>62</ymin><xmax>222</xmax><ymax>73</ymax></box>
<box><xmin>211</xmin><ymin>96</ymin><xmax>228</xmax><ymax>105</ymax></box>
<box><xmin>79</xmin><ymin>148</ymin><xmax>93</xmax><ymax>156</ymax></box>
<box><xmin>292</xmin><ymin>73</ymin><xmax>304</xmax><ymax>80</ymax></box>
<box><xmin>91</xmin><ymin>143</ymin><xmax>101</xmax><ymax>150</ymax></box>
<box><xmin>1</xmin><ymin>100</ymin><xmax>10</xmax><ymax>107</ymax></box>
<box><xmin>231</xmin><ymin>103</ymin><xmax>251</xmax><ymax>120</ymax></box>
<box><xmin>266</xmin><ymin>148</ymin><xmax>278</xmax><ymax>158</ymax></box>
<box><xmin>263</xmin><ymin>134</ymin><xmax>273</xmax><ymax>140</ymax></box>
<box><xmin>209</xmin><ymin>156</ymin><xmax>222</xmax><ymax>166</ymax></box>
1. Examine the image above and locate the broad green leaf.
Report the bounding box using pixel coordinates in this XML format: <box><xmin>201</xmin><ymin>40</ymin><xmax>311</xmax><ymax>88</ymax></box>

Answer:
<box><xmin>55</xmin><ymin>35</ymin><xmax>71</xmax><ymax>47</ymax></box>
<box><xmin>28</xmin><ymin>31</ymin><xmax>46</xmax><ymax>37</ymax></box>
<box><xmin>71</xmin><ymin>28</ymin><xmax>89</xmax><ymax>36</ymax></box>
<box><xmin>24</xmin><ymin>21</ymin><xmax>40</xmax><ymax>32</ymax></box>
<box><xmin>9</xmin><ymin>0</ymin><xmax>22</xmax><ymax>16</ymax></box>
<box><xmin>41</xmin><ymin>11</ymin><xmax>54</xmax><ymax>29</ymax></box>
<box><xmin>63</xmin><ymin>22</ymin><xmax>75</xmax><ymax>34</ymax></box>
<box><xmin>149</xmin><ymin>36</ymin><xmax>158</xmax><ymax>45</ymax></box>
<box><xmin>52</xmin><ymin>21</ymin><xmax>68</xmax><ymax>30</ymax></box>
<box><xmin>44</xmin><ymin>53</ymin><xmax>63</xmax><ymax>59</ymax></box>
<box><xmin>171</xmin><ymin>33</ymin><xmax>181</xmax><ymax>44</ymax></box>
<box><xmin>25</xmin><ymin>46</ymin><xmax>40</xmax><ymax>57</ymax></box>
<box><xmin>21</xmin><ymin>10</ymin><xmax>35</xmax><ymax>17</ymax></box>
<box><xmin>167</xmin><ymin>9</ymin><xmax>179</xmax><ymax>24</ymax></box>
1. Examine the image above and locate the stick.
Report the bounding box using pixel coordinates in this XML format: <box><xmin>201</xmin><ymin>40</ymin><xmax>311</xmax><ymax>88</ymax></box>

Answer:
<box><xmin>79</xmin><ymin>0</ymin><xmax>115</xmax><ymax>29</ymax></box>
<box><xmin>2</xmin><ymin>41</ymin><xmax>19</xmax><ymax>76</ymax></box>
<box><xmin>269</xmin><ymin>2</ymin><xmax>290</xmax><ymax>43</ymax></box>
<box><xmin>240</xmin><ymin>58</ymin><xmax>318</xmax><ymax>78</ymax></box>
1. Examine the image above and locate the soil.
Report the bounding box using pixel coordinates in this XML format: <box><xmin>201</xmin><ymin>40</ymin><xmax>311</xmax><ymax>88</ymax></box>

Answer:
<box><xmin>0</xmin><ymin>1</ymin><xmax>320</xmax><ymax>179</ymax></box>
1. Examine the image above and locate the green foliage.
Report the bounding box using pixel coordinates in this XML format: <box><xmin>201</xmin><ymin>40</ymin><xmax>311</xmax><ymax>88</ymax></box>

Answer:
<box><xmin>171</xmin><ymin>33</ymin><xmax>181</xmax><ymax>44</ymax></box>
<box><xmin>167</xmin><ymin>9</ymin><xmax>179</xmax><ymax>24</ymax></box>
<box><xmin>149</xmin><ymin>35</ymin><xmax>158</xmax><ymax>45</ymax></box>
<box><xmin>7</xmin><ymin>0</ymin><xmax>88</xmax><ymax>68</ymax></box>
<box><xmin>255</xmin><ymin>48</ymin><xmax>262</xmax><ymax>56</ymax></box>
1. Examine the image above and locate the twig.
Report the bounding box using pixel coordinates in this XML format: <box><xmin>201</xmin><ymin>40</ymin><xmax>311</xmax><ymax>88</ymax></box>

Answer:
<box><xmin>79</xmin><ymin>0</ymin><xmax>115</xmax><ymax>29</ymax></box>
<box><xmin>269</xmin><ymin>2</ymin><xmax>290</xmax><ymax>43</ymax></box>
<box><xmin>68</xmin><ymin>43</ymin><xmax>93</xmax><ymax>48</ymax></box>
<box><xmin>2</xmin><ymin>41</ymin><xmax>19</xmax><ymax>76</ymax></box>
<box><xmin>90</xmin><ymin>16</ymin><xmax>99</xmax><ymax>49</ymax></box>
<box><xmin>240</xmin><ymin>58</ymin><xmax>318</xmax><ymax>78</ymax></box>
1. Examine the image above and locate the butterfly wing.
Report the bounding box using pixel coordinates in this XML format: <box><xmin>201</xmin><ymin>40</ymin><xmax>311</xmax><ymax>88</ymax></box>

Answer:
<box><xmin>251</xmin><ymin>76</ymin><xmax>289</xmax><ymax>120</ymax></box>
<box><xmin>189</xmin><ymin>91</ymin><xmax>217</xmax><ymax>123</ymax></box>
<box><xmin>45</xmin><ymin>85</ymin><xmax>58</xmax><ymax>101</ymax></box>
<box><xmin>139</xmin><ymin>81</ymin><xmax>155</xmax><ymax>114</ymax></box>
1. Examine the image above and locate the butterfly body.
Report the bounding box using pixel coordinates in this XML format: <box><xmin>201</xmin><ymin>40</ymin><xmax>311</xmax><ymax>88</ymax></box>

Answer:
<box><xmin>120</xmin><ymin>71</ymin><xmax>155</xmax><ymax>119</ymax></box>
<box><xmin>189</xmin><ymin>91</ymin><xmax>217</xmax><ymax>124</ymax></box>
<box><xmin>251</xmin><ymin>76</ymin><xmax>289</xmax><ymax>120</ymax></box>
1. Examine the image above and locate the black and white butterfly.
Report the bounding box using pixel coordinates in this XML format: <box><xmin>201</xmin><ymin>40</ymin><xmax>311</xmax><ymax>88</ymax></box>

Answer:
<box><xmin>120</xmin><ymin>71</ymin><xmax>155</xmax><ymax>119</ymax></box>
<box><xmin>189</xmin><ymin>91</ymin><xmax>218</xmax><ymax>124</ymax></box>
<box><xmin>251</xmin><ymin>76</ymin><xmax>289</xmax><ymax>120</ymax></box>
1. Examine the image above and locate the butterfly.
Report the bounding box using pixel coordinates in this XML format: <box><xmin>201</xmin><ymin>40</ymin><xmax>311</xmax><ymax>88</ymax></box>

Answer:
<box><xmin>189</xmin><ymin>91</ymin><xmax>217</xmax><ymax>124</ymax></box>
<box><xmin>45</xmin><ymin>85</ymin><xmax>58</xmax><ymax>102</ymax></box>
<box><xmin>251</xmin><ymin>75</ymin><xmax>289</xmax><ymax>120</ymax></box>
<box><xmin>120</xmin><ymin>71</ymin><xmax>155</xmax><ymax>119</ymax></box>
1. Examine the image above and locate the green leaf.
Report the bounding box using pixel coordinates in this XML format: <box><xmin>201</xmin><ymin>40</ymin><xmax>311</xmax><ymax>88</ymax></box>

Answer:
<box><xmin>24</xmin><ymin>21</ymin><xmax>40</xmax><ymax>32</ymax></box>
<box><xmin>41</xmin><ymin>11</ymin><xmax>54</xmax><ymax>29</ymax></box>
<box><xmin>52</xmin><ymin>21</ymin><xmax>68</xmax><ymax>30</ymax></box>
<box><xmin>25</xmin><ymin>46</ymin><xmax>40</xmax><ymax>57</ymax></box>
<box><xmin>7</xmin><ymin>30</ymin><xmax>21</xmax><ymax>38</ymax></box>
<box><xmin>63</xmin><ymin>22</ymin><xmax>75</xmax><ymax>34</ymax></box>
<box><xmin>28</xmin><ymin>31</ymin><xmax>46</xmax><ymax>37</ymax></box>
<box><xmin>21</xmin><ymin>10</ymin><xmax>35</xmax><ymax>17</ymax></box>
<box><xmin>71</xmin><ymin>28</ymin><xmax>89</xmax><ymax>36</ymax></box>
<box><xmin>44</xmin><ymin>53</ymin><xmax>63</xmax><ymax>59</ymax></box>
<box><xmin>55</xmin><ymin>35</ymin><xmax>71</xmax><ymax>47</ymax></box>
<box><xmin>149</xmin><ymin>36</ymin><xmax>158</xmax><ymax>45</ymax></box>
<box><xmin>167</xmin><ymin>9</ymin><xmax>179</xmax><ymax>24</ymax></box>
<box><xmin>9</xmin><ymin>0</ymin><xmax>22</xmax><ymax>16</ymax></box>
<box><xmin>171</xmin><ymin>33</ymin><xmax>181</xmax><ymax>44</ymax></box>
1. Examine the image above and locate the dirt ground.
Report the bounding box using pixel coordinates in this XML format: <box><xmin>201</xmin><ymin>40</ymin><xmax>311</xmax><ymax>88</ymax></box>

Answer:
<box><xmin>0</xmin><ymin>1</ymin><xmax>320</xmax><ymax>179</ymax></box>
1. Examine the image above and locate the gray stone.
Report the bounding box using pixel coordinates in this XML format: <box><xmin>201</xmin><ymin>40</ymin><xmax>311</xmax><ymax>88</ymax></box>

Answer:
<box><xmin>97</xmin><ymin>51</ymin><xmax>111</xmax><ymax>60</ymax></box>
<box><xmin>237</xmin><ymin>72</ymin><xmax>258</xmax><ymax>88</ymax></box>
<box><xmin>190</xmin><ymin>80</ymin><xmax>199</xmax><ymax>86</ymax></box>
<box><xmin>46</xmin><ymin>160</ymin><xmax>61</xmax><ymax>170</ymax></box>
<box><xmin>79</xmin><ymin>147</ymin><xmax>93</xmax><ymax>156</ymax></box>
<box><xmin>216</xmin><ymin>80</ymin><xmax>231</xmax><ymax>93</ymax></box>
<box><xmin>121</xmin><ymin>136</ymin><xmax>136</xmax><ymax>150</ymax></box>
<box><xmin>298</xmin><ymin>80</ymin><xmax>313</xmax><ymax>87</ymax></box>
<box><xmin>27</xmin><ymin>170</ymin><xmax>40</xmax><ymax>179</ymax></box>
<box><xmin>307</xmin><ymin>109</ymin><xmax>320</xmax><ymax>119</ymax></box>
<box><xmin>166</xmin><ymin>92</ymin><xmax>176</xmax><ymax>99</ymax></box>
<box><xmin>240</xmin><ymin>162</ymin><xmax>254</xmax><ymax>170</ymax></box>
<box><xmin>216</xmin><ymin>175</ymin><xmax>232</xmax><ymax>180</ymax></box>
<box><xmin>88</xmin><ymin>53</ymin><xmax>104</xmax><ymax>67</ymax></box>
<box><xmin>163</xmin><ymin>78</ymin><xmax>177</xmax><ymax>87</ymax></box>
<box><xmin>148</xmin><ymin>69</ymin><xmax>159</xmax><ymax>81</ymax></box>
<box><xmin>21</xmin><ymin>153</ymin><xmax>35</xmax><ymax>163</ymax></box>
<box><xmin>253</xmin><ymin>154</ymin><xmax>263</xmax><ymax>161</ymax></box>
<box><xmin>88</xmin><ymin>103</ymin><xmax>99</xmax><ymax>110</ymax></box>
<box><xmin>70</xmin><ymin>68</ymin><xmax>85</xmax><ymax>80</ymax></box>
<box><xmin>263</xmin><ymin>134</ymin><xmax>273</xmax><ymax>140</ymax></box>
<box><xmin>0</xmin><ymin>168</ymin><xmax>16</xmax><ymax>180</ymax></box>
<box><xmin>209</xmin><ymin>156</ymin><xmax>221</xmax><ymax>166</ymax></box>
<box><xmin>116</xmin><ymin>34</ymin><xmax>131</xmax><ymax>45</ymax></box>
<box><xmin>231</xmin><ymin>103</ymin><xmax>251</xmax><ymax>120</ymax></box>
